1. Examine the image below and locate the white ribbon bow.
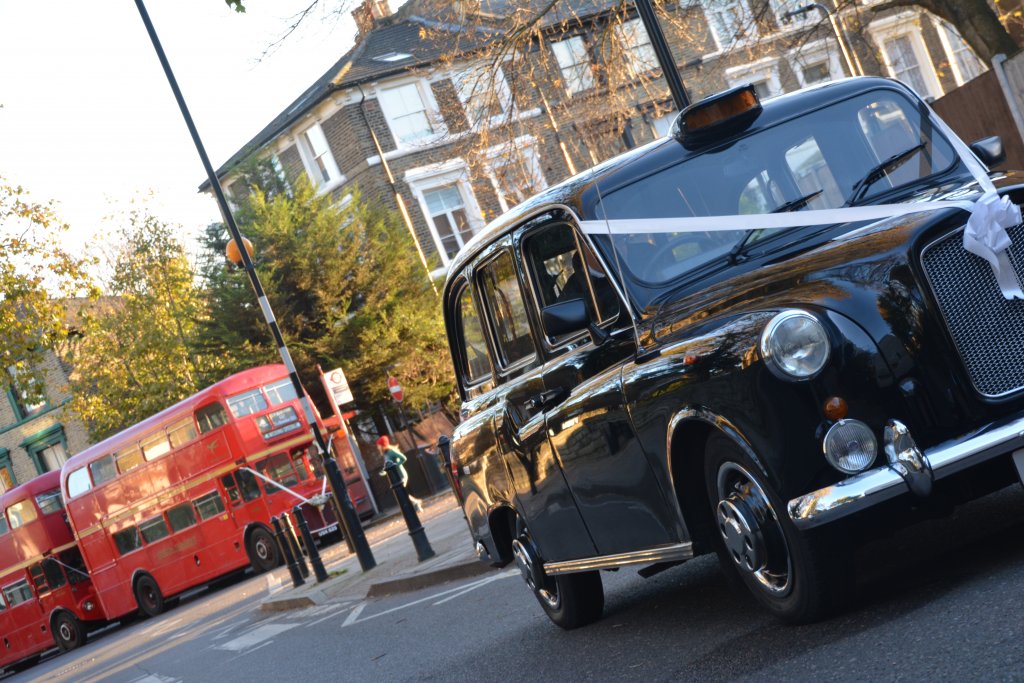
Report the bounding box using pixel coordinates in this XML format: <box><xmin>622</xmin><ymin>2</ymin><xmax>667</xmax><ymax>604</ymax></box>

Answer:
<box><xmin>963</xmin><ymin>190</ymin><xmax>1024</xmax><ymax>300</ymax></box>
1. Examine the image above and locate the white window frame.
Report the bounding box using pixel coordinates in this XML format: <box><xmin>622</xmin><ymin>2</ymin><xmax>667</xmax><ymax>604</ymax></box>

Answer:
<box><xmin>405</xmin><ymin>160</ymin><xmax>484</xmax><ymax>272</ymax></box>
<box><xmin>551</xmin><ymin>36</ymin><xmax>596</xmax><ymax>95</ymax></box>
<box><xmin>482</xmin><ymin>137</ymin><xmax>548</xmax><ymax>213</ymax></box>
<box><xmin>869</xmin><ymin>12</ymin><xmax>943</xmax><ymax>99</ymax></box>
<box><xmin>376</xmin><ymin>78</ymin><xmax>448</xmax><ymax>150</ymax></box>
<box><xmin>296</xmin><ymin>122</ymin><xmax>344</xmax><ymax>193</ymax></box>
<box><xmin>452</xmin><ymin>64</ymin><xmax>513</xmax><ymax>130</ymax></box>
<box><xmin>933</xmin><ymin>17</ymin><xmax>986</xmax><ymax>86</ymax></box>
<box><xmin>788</xmin><ymin>39</ymin><xmax>846</xmax><ymax>88</ymax></box>
<box><xmin>726</xmin><ymin>58</ymin><xmax>783</xmax><ymax>98</ymax></box>
<box><xmin>703</xmin><ymin>0</ymin><xmax>757</xmax><ymax>52</ymax></box>
<box><xmin>614</xmin><ymin>18</ymin><xmax>658</xmax><ymax>78</ymax></box>
<box><xmin>770</xmin><ymin>0</ymin><xmax>816</xmax><ymax>32</ymax></box>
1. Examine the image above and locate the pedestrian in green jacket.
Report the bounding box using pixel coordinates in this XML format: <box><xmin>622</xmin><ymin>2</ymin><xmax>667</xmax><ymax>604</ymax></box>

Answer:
<box><xmin>377</xmin><ymin>435</ymin><xmax>422</xmax><ymax>512</ymax></box>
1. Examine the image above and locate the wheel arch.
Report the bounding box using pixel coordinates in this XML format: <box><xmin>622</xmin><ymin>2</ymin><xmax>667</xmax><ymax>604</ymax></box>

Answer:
<box><xmin>130</xmin><ymin>568</ymin><xmax>156</xmax><ymax>591</ymax></box>
<box><xmin>243</xmin><ymin>521</ymin><xmax>275</xmax><ymax>549</ymax></box>
<box><xmin>486</xmin><ymin>504</ymin><xmax>518</xmax><ymax>567</ymax></box>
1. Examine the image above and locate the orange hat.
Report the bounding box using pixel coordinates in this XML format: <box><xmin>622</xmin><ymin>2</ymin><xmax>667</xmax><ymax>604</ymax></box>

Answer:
<box><xmin>376</xmin><ymin>435</ymin><xmax>390</xmax><ymax>447</ymax></box>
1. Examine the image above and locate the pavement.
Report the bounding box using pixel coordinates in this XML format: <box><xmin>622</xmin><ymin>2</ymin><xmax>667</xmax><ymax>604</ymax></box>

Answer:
<box><xmin>260</xmin><ymin>490</ymin><xmax>494</xmax><ymax>611</ymax></box>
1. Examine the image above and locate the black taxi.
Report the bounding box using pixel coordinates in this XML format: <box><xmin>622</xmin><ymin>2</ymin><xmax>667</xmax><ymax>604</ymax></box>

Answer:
<box><xmin>440</xmin><ymin>76</ymin><xmax>1024</xmax><ymax>628</ymax></box>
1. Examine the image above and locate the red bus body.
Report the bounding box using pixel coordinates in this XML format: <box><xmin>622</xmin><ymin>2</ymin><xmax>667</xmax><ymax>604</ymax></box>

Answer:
<box><xmin>0</xmin><ymin>470</ymin><xmax>105</xmax><ymax>669</ymax></box>
<box><xmin>59</xmin><ymin>364</ymin><xmax>369</xmax><ymax>621</ymax></box>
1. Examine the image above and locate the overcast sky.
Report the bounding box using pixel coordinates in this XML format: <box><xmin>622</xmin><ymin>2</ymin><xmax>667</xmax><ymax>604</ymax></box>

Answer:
<box><xmin>0</xmin><ymin>1</ymin><xmax>357</xmax><ymax>256</ymax></box>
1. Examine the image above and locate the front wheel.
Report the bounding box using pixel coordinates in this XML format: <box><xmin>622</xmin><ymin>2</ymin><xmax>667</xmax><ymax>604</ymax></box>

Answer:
<box><xmin>247</xmin><ymin>527</ymin><xmax>280</xmax><ymax>574</ymax></box>
<box><xmin>704</xmin><ymin>433</ymin><xmax>849</xmax><ymax>623</ymax></box>
<box><xmin>134</xmin><ymin>574</ymin><xmax>165</xmax><ymax>618</ymax></box>
<box><xmin>52</xmin><ymin>611</ymin><xmax>86</xmax><ymax>652</ymax></box>
<box><xmin>513</xmin><ymin>518</ymin><xmax>604</xmax><ymax>630</ymax></box>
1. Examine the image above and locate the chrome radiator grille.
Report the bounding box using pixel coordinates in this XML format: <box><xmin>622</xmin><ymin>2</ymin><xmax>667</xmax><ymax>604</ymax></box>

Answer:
<box><xmin>921</xmin><ymin>224</ymin><xmax>1024</xmax><ymax>398</ymax></box>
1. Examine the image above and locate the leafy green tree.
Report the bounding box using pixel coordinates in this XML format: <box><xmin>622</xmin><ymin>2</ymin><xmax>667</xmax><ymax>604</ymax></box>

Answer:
<box><xmin>0</xmin><ymin>178</ymin><xmax>97</xmax><ymax>401</ymax></box>
<box><xmin>68</xmin><ymin>211</ymin><xmax>222</xmax><ymax>440</ymax></box>
<box><xmin>195</xmin><ymin>177</ymin><xmax>453</xmax><ymax>416</ymax></box>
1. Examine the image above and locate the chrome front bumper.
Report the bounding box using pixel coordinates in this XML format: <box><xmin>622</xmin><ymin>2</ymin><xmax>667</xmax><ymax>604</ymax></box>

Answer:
<box><xmin>788</xmin><ymin>413</ymin><xmax>1024</xmax><ymax>529</ymax></box>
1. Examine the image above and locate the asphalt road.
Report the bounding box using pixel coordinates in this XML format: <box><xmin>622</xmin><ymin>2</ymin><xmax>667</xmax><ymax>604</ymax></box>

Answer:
<box><xmin>12</xmin><ymin>484</ymin><xmax>1024</xmax><ymax>683</ymax></box>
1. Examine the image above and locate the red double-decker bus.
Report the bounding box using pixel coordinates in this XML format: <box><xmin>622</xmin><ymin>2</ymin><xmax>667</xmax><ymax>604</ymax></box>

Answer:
<box><xmin>0</xmin><ymin>470</ymin><xmax>104</xmax><ymax>671</ymax></box>
<box><xmin>59</xmin><ymin>364</ymin><xmax>369</xmax><ymax>621</ymax></box>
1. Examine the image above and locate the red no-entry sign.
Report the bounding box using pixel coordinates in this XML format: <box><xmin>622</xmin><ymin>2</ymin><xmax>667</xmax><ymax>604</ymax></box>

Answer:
<box><xmin>387</xmin><ymin>375</ymin><xmax>404</xmax><ymax>403</ymax></box>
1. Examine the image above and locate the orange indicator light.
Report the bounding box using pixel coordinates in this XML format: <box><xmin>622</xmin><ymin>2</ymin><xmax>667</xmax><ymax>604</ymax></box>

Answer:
<box><xmin>823</xmin><ymin>396</ymin><xmax>848</xmax><ymax>421</ymax></box>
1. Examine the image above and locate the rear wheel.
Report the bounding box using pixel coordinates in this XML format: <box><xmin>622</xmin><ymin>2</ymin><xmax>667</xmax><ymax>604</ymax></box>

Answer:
<box><xmin>704</xmin><ymin>433</ymin><xmax>848</xmax><ymax>623</ymax></box>
<box><xmin>513</xmin><ymin>518</ymin><xmax>604</xmax><ymax>630</ymax></box>
<box><xmin>134</xmin><ymin>574</ymin><xmax>165</xmax><ymax>618</ymax></box>
<box><xmin>247</xmin><ymin>527</ymin><xmax>280</xmax><ymax>574</ymax></box>
<box><xmin>52</xmin><ymin>611</ymin><xmax>87</xmax><ymax>652</ymax></box>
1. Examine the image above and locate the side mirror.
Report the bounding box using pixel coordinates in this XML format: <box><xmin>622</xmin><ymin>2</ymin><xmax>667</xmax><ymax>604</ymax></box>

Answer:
<box><xmin>541</xmin><ymin>298</ymin><xmax>609</xmax><ymax>345</ymax></box>
<box><xmin>969</xmin><ymin>136</ymin><xmax>1006</xmax><ymax>166</ymax></box>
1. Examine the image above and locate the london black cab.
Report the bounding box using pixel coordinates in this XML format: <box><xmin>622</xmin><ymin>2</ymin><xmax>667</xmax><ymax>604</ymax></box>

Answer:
<box><xmin>441</xmin><ymin>76</ymin><xmax>1024</xmax><ymax>628</ymax></box>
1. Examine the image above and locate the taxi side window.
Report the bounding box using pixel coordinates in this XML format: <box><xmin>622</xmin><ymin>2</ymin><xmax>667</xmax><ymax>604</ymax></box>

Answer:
<box><xmin>477</xmin><ymin>251</ymin><xmax>535</xmax><ymax>368</ymax></box>
<box><xmin>523</xmin><ymin>224</ymin><xmax>619</xmax><ymax>341</ymax></box>
<box><xmin>456</xmin><ymin>284</ymin><xmax>491</xmax><ymax>383</ymax></box>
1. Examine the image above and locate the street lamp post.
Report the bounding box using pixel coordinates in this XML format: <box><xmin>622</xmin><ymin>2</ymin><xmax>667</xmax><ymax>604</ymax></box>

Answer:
<box><xmin>133</xmin><ymin>0</ymin><xmax>376</xmax><ymax>572</ymax></box>
<box><xmin>784</xmin><ymin>3</ymin><xmax>861</xmax><ymax>77</ymax></box>
<box><xmin>634</xmin><ymin>0</ymin><xmax>691</xmax><ymax>111</ymax></box>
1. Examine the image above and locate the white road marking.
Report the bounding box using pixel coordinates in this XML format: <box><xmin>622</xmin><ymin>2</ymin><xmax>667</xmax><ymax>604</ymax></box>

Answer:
<box><xmin>304</xmin><ymin>604</ymin><xmax>352</xmax><ymax>628</ymax></box>
<box><xmin>342</xmin><ymin>602</ymin><xmax>366</xmax><ymax>626</ymax></box>
<box><xmin>217</xmin><ymin>623</ymin><xmax>297</xmax><ymax>651</ymax></box>
<box><xmin>432</xmin><ymin>572</ymin><xmax>511</xmax><ymax>605</ymax></box>
<box><xmin>128</xmin><ymin>675</ymin><xmax>180</xmax><ymax>683</ymax></box>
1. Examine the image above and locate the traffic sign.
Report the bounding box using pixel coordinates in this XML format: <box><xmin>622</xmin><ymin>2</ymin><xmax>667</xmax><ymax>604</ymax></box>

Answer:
<box><xmin>324</xmin><ymin>367</ymin><xmax>354</xmax><ymax>407</ymax></box>
<box><xmin>387</xmin><ymin>375</ymin><xmax>404</xmax><ymax>403</ymax></box>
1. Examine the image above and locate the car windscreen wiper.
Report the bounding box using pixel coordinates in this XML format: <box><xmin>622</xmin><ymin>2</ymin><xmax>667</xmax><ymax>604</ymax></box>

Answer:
<box><xmin>844</xmin><ymin>142</ymin><xmax>927</xmax><ymax>207</ymax></box>
<box><xmin>727</xmin><ymin>189</ymin><xmax>823</xmax><ymax>264</ymax></box>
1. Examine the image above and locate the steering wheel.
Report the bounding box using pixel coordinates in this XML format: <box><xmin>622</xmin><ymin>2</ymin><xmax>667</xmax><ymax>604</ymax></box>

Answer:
<box><xmin>647</xmin><ymin>234</ymin><xmax>698</xmax><ymax>276</ymax></box>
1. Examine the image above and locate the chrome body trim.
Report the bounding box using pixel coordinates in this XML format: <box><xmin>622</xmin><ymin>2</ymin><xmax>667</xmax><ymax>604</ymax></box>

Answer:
<box><xmin>788</xmin><ymin>412</ymin><xmax>1024</xmax><ymax>529</ymax></box>
<box><xmin>543</xmin><ymin>542</ymin><xmax>693</xmax><ymax>575</ymax></box>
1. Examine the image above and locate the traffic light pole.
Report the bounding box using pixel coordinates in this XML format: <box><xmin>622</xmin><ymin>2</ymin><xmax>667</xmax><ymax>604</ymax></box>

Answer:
<box><xmin>133</xmin><ymin>0</ymin><xmax>376</xmax><ymax>572</ymax></box>
<box><xmin>634</xmin><ymin>0</ymin><xmax>691</xmax><ymax>111</ymax></box>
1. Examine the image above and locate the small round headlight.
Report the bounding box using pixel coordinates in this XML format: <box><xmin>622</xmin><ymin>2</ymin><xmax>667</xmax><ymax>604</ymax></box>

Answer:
<box><xmin>760</xmin><ymin>310</ymin><xmax>830</xmax><ymax>380</ymax></box>
<box><xmin>823</xmin><ymin>419</ymin><xmax>877</xmax><ymax>474</ymax></box>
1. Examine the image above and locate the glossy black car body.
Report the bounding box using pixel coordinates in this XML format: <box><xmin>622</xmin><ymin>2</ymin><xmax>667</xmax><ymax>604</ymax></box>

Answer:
<box><xmin>442</xmin><ymin>77</ymin><xmax>1024</xmax><ymax>627</ymax></box>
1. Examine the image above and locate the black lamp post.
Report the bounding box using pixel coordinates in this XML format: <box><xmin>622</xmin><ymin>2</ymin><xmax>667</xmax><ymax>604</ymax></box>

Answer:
<box><xmin>133</xmin><ymin>0</ymin><xmax>376</xmax><ymax>572</ymax></box>
<box><xmin>634</xmin><ymin>0</ymin><xmax>691</xmax><ymax>111</ymax></box>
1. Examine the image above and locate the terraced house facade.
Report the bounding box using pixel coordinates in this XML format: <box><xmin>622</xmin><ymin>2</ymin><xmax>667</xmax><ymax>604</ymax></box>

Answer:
<box><xmin>205</xmin><ymin>0</ymin><xmax>986</xmax><ymax>276</ymax></box>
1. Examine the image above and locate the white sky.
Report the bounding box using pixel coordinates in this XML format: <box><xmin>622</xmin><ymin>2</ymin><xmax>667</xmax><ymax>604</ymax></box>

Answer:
<box><xmin>0</xmin><ymin>1</ymin><xmax>357</xmax><ymax>257</ymax></box>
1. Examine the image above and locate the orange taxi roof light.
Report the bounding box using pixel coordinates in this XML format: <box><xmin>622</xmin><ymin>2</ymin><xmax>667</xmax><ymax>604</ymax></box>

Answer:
<box><xmin>675</xmin><ymin>85</ymin><xmax>762</xmax><ymax>147</ymax></box>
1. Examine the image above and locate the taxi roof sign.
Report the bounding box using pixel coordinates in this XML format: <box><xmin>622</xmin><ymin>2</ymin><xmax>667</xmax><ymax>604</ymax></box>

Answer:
<box><xmin>673</xmin><ymin>84</ymin><xmax>762</xmax><ymax>148</ymax></box>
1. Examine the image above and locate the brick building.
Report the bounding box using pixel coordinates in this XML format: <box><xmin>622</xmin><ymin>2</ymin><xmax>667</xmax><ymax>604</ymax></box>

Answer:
<box><xmin>203</xmin><ymin>0</ymin><xmax>986</xmax><ymax>275</ymax></box>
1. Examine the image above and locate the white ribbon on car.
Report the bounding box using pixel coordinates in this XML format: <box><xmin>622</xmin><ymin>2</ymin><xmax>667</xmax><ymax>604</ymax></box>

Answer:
<box><xmin>578</xmin><ymin>99</ymin><xmax>1024</xmax><ymax>300</ymax></box>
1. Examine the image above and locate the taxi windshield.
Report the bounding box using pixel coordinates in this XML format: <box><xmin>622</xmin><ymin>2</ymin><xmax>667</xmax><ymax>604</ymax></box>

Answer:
<box><xmin>596</xmin><ymin>89</ymin><xmax>959</xmax><ymax>289</ymax></box>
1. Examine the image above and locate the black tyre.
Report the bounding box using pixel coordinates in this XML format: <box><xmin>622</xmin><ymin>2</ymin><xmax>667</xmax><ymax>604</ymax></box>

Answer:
<box><xmin>513</xmin><ymin>518</ymin><xmax>604</xmax><ymax>630</ymax></box>
<box><xmin>134</xmin><ymin>574</ymin><xmax>165</xmax><ymax>618</ymax></box>
<box><xmin>246</xmin><ymin>526</ymin><xmax>280</xmax><ymax>574</ymax></box>
<box><xmin>704</xmin><ymin>433</ymin><xmax>848</xmax><ymax>623</ymax></box>
<box><xmin>52</xmin><ymin>611</ymin><xmax>87</xmax><ymax>652</ymax></box>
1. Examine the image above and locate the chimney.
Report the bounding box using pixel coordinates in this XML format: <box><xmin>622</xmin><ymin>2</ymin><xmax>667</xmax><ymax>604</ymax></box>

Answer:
<box><xmin>352</xmin><ymin>0</ymin><xmax>393</xmax><ymax>38</ymax></box>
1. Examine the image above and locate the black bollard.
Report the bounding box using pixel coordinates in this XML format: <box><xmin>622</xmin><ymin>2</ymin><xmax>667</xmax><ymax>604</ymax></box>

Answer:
<box><xmin>284</xmin><ymin>512</ymin><xmax>310</xmax><ymax>579</ymax></box>
<box><xmin>294</xmin><ymin>505</ymin><xmax>329</xmax><ymax>583</ymax></box>
<box><xmin>383</xmin><ymin>461</ymin><xmax>435</xmax><ymax>562</ymax></box>
<box><xmin>271</xmin><ymin>516</ymin><xmax>304</xmax><ymax>587</ymax></box>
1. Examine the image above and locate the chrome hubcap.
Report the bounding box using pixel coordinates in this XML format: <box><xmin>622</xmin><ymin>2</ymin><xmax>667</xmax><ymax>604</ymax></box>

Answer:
<box><xmin>512</xmin><ymin>533</ymin><xmax>559</xmax><ymax>609</ymax></box>
<box><xmin>58</xmin><ymin>623</ymin><xmax>72</xmax><ymax>641</ymax></box>
<box><xmin>717</xmin><ymin>461</ymin><xmax>792</xmax><ymax>596</ymax></box>
<box><xmin>256</xmin><ymin>539</ymin><xmax>270</xmax><ymax>561</ymax></box>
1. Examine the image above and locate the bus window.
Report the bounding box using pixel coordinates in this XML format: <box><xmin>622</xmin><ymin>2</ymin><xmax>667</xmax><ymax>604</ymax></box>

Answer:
<box><xmin>255</xmin><ymin>453</ymin><xmax>299</xmax><ymax>494</ymax></box>
<box><xmin>59</xmin><ymin>548</ymin><xmax>89</xmax><ymax>585</ymax></box>
<box><xmin>196</xmin><ymin>403</ymin><xmax>228</xmax><ymax>433</ymax></box>
<box><xmin>290</xmin><ymin>449</ymin><xmax>311</xmax><ymax>481</ymax></box>
<box><xmin>3</xmin><ymin>580</ymin><xmax>33</xmax><ymax>607</ymax></box>
<box><xmin>227</xmin><ymin>388</ymin><xmax>267</xmax><ymax>418</ymax></box>
<box><xmin>89</xmin><ymin>455</ymin><xmax>117</xmax><ymax>487</ymax></box>
<box><xmin>168</xmin><ymin>417</ymin><xmax>198</xmax><ymax>448</ymax></box>
<box><xmin>40</xmin><ymin>557</ymin><xmax>67</xmax><ymax>591</ymax></box>
<box><xmin>236</xmin><ymin>469</ymin><xmax>262</xmax><ymax>502</ymax></box>
<box><xmin>193</xmin><ymin>491</ymin><xmax>226</xmax><ymax>521</ymax></box>
<box><xmin>7</xmin><ymin>500</ymin><xmax>37</xmax><ymax>529</ymax></box>
<box><xmin>116</xmin><ymin>445</ymin><xmax>144</xmax><ymax>474</ymax></box>
<box><xmin>264</xmin><ymin>379</ymin><xmax>298</xmax><ymax>406</ymax></box>
<box><xmin>113</xmin><ymin>527</ymin><xmax>142</xmax><ymax>556</ymax></box>
<box><xmin>0</xmin><ymin>515</ymin><xmax>8</xmax><ymax>536</ymax></box>
<box><xmin>34</xmin><ymin>489</ymin><xmax>64</xmax><ymax>516</ymax></box>
<box><xmin>67</xmin><ymin>467</ymin><xmax>92</xmax><ymax>498</ymax></box>
<box><xmin>220</xmin><ymin>474</ymin><xmax>242</xmax><ymax>507</ymax></box>
<box><xmin>141</xmin><ymin>433</ymin><xmax>171</xmax><ymax>461</ymax></box>
<box><xmin>139</xmin><ymin>516</ymin><xmax>170</xmax><ymax>544</ymax></box>
<box><xmin>167</xmin><ymin>503</ymin><xmax>197</xmax><ymax>533</ymax></box>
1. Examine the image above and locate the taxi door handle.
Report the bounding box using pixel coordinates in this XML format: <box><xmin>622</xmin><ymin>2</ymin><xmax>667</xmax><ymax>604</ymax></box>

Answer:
<box><xmin>527</xmin><ymin>388</ymin><xmax>569</xmax><ymax>411</ymax></box>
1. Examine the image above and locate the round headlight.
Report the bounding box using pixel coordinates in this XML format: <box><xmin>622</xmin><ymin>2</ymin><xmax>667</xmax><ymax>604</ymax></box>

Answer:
<box><xmin>823</xmin><ymin>419</ymin><xmax>877</xmax><ymax>474</ymax></box>
<box><xmin>760</xmin><ymin>310</ymin><xmax>830</xmax><ymax>380</ymax></box>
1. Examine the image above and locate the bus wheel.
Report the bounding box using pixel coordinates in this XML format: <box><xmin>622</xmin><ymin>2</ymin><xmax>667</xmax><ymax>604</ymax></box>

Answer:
<box><xmin>134</xmin><ymin>574</ymin><xmax>165</xmax><ymax>618</ymax></box>
<box><xmin>247</xmin><ymin>527</ymin><xmax>280</xmax><ymax>574</ymax></box>
<box><xmin>52</xmin><ymin>611</ymin><xmax>87</xmax><ymax>652</ymax></box>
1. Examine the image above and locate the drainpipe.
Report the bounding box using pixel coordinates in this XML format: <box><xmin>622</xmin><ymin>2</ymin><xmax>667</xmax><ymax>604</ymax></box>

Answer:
<box><xmin>357</xmin><ymin>85</ymin><xmax>438</xmax><ymax>293</ymax></box>
<box><xmin>537</xmin><ymin>89</ymin><xmax>578</xmax><ymax>176</ymax></box>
